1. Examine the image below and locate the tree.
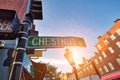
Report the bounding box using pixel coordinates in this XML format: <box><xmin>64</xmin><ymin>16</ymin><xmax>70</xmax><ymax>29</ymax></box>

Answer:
<box><xmin>45</xmin><ymin>64</ymin><xmax>62</xmax><ymax>80</ymax></box>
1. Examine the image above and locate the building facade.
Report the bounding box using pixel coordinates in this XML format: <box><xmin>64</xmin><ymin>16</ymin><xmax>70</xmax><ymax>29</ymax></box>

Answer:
<box><xmin>67</xmin><ymin>19</ymin><xmax>120</xmax><ymax>80</ymax></box>
<box><xmin>77</xmin><ymin>58</ymin><xmax>100</xmax><ymax>80</ymax></box>
<box><xmin>94</xmin><ymin>19</ymin><xmax>120</xmax><ymax>80</ymax></box>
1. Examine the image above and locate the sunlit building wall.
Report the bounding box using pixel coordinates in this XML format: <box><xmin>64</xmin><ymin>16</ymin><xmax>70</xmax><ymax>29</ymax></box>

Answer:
<box><xmin>68</xmin><ymin>19</ymin><xmax>120</xmax><ymax>80</ymax></box>
<box><xmin>77</xmin><ymin>58</ymin><xmax>100</xmax><ymax>80</ymax></box>
<box><xmin>94</xmin><ymin>19</ymin><xmax>120</xmax><ymax>80</ymax></box>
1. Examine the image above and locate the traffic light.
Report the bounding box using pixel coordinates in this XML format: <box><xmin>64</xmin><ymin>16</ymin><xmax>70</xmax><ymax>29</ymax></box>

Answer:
<box><xmin>31</xmin><ymin>0</ymin><xmax>43</xmax><ymax>20</ymax></box>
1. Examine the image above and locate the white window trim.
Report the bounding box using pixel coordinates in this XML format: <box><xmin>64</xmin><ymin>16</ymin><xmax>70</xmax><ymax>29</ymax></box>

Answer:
<box><xmin>116</xmin><ymin>41</ymin><xmax>120</xmax><ymax>49</ymax></box>
<box><xmin>95</xmin><ymin>59</ymin><xmax>98</xmax><ymax>64</ymax></box>
<box><xmin>102</xmin><ymin>51</ymin><xmax>107</xmax><ymax>58</ymax></box>
<box><xmin>116</xmin><ymin>58</ymin><xmax>120</xmax><ymax>65</ymax></box>
<box><xmin>104</xmin><ymin>39</ymin><xmax>109</xmax><ymax>45</ymax></box>
<box><xmin>90</xmin><ymin>65</ymin><xmax>93</xmax><ymax>69</ymax></box>
<box><xmin>99</xmin><ymin>68</ymin><xmax>104</xmax><ymax>74</ymax></box>
<box><xmin>104</xmin><ymin>65</ymin><xmax>109</xmax><ymax>72</ymax></box>
<box><xmin>110</xmin><ymin>34</ymin><xmax>116</xmax><ymax>40</ymax></box>
<box><xmin>99</xmin><ymin>56</ymin><xmax>103</xmax><ymax>62</ymax></box>
<box><xmin>108</xmin><ymin>47</ymin><xmax>114</xmax><ymax>54</ymax></box>
<box><xmin>108</xmin><ymin>62</ymin><xmax>115</xmax><ymax>70</ymax></box>
<box><xmin>116</xmin><ymin>29</ymin><xmax>120</xmax><ymax>35</ymax></box>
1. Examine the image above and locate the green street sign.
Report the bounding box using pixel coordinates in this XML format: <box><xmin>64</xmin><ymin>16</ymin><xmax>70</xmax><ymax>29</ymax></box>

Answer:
<box><xmin>27</xmin><ymin>36</ymin><xmax>86</xmax><ymax>48</ymax></box>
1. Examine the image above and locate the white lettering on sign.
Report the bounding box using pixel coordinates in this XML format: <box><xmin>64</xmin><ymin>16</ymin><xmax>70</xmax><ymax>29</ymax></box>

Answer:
<box><xmin>51</xmin><ymin>38</ymin><xmax>57</xmax><ymax>46</ymax></box>
<box><xmin>32</xmin><ymin>38</ymin><xmax>38</xmax><ymax>46</ymax></box>
<box><xmin>28</xmin><ymin>36</ymin><xmax>86</xmax><ymax>48</ymax></box>
<box><xmin>39</xmin><ymin>38</ymin><xmax>45</xmax><ymax>46</ymax></box>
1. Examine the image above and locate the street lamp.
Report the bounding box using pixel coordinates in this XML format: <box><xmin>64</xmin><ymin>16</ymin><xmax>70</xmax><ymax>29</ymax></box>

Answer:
<box><xmin>64</xmin><ymin>48</ymin><xmax>79</xmax><ymax>80</ymax></box>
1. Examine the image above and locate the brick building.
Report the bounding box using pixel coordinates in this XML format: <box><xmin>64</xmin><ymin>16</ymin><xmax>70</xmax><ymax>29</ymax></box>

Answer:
<box><xmin>77</xmin><ymin>58</ymin><xmax>100</xmax><ymax>80</ymax></box>
<box><xmin>67</xmin><ymin>19</ymin><xmax>120</xmax><ymax>80</ymax></box>
<box><xmin>94</xmin><ymin>19</ymin><xmax>120</xmax><ymax>80</ymax></box>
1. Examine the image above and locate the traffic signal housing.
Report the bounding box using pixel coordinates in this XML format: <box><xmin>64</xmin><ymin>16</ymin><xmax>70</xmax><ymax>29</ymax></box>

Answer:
<box><xmin>32</xmin><ymin>0</ymin><xmax>43</xmax><ymax>20</ymax></box>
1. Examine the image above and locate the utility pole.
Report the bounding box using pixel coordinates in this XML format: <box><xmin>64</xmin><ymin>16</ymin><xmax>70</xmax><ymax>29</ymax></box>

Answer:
<box><xmin>9</xmin><ymin>0</ymin><xmax>43</xmax><ymax>79</ymax></box>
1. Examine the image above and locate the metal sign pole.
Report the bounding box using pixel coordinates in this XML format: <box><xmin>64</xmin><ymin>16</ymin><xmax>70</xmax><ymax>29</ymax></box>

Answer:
<box><xmin>9</xmin><ymin>14</ymin><xmax>32</xmax><ymax>80</ymax></box>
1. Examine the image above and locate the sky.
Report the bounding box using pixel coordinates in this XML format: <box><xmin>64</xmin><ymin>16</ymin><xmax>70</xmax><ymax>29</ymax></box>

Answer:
<box><xmin>33</xmin><ymin>0</ymin><xmax>120</xmax><ymax>73</ymax></box>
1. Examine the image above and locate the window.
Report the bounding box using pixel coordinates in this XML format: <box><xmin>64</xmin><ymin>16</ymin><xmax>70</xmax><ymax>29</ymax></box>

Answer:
<box><xmin>116</xmin><ymin>29</ymin><xmax>120</xmax><ymax>35</ymax></box>
<box><xmin>99</xmin><ymin>68</ymin><xmax>104</xmax><ymax>74</ymax></box>
<box><xmin>108</xmin><ymin>62</ymin><xmax>115</xmax><ymax>70</ymax></box>
<box><xmin>95</xmin><ymin>59</ymin><xmax>98</xmax><ymax>64</ymax></box>
<box><xmin>99</xmin><ymin>56</ymin><xmax>103</xmax><ymax>62</ymax></box>
<box><xmin>108</xmin><ymin>47</ymin><xmax>114</xmax><ymax>54</ymax></box>
<box><xmin>110</xmin><ymin>34</ymin><xmax>116</xmax><ymax>40</ymax></box>
<box><xmin>97</xmin><ymin>44</ymin><xmax>102</xmax><ymax>50</ymax></box>
<box><xmin>87</xmin><ymin>67</ymin><xmax>89</xmax><ymax>70</ymax></box>
<box><xmin>90</xmin><ymin>65</ymin><xmax>93</xmax><ymax>69</ymax></box>
<box><xmin>104</xmin><ymin>65</ymin><xmax>109</xmax><ymax>72</ymax></box>
<box><xmin>116</xmin><ymin>58</ymin><xmax>120</xmax><ymax>65</ymax></box>
<box><xmin>104</xmin><ymin>39</ymin><xmax>109</xmax><ymax>45</ymax></box>
<box><xmin>102</xmin><ymin>51</ymin><xmax>107</xmax><ymax>58</ymax></box>
<box><xmin>116</xmin><ymin>41</ymin><xmax>120</xmax><ymax>48</ymax></box>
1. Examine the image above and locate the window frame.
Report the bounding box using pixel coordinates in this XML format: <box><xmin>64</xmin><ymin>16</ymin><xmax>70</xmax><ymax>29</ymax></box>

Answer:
<box><xmin>103</xmin><ymin>65</ymin><xmax>109</xmax><ymax>72</ymax></box>
<box><xmin>116</xmin><ymin>29</ymin><xmax>120</xmax><ymax>35</ymax></box>
<box><xmin>95</xmin><ymin>59</ymin><xmax>99</xmax><ymax>64</ymax></box>
<box><xmin>99</xmin><ymin>56</ymin><xmax>103</xmax><ymax>62</ymax></box>
<box><xmin>110</xmin><ymin>34</ymin><xmax>116</xmax><ymax>40</ymax></box>
<box><xmin>116</xmin><ymin>58</ymin><xmax>120</xmax><ymax>65</ymax></box>
<box><xmin>116</xmin><ymin>41</ymin><xmax>120</xmax><ymax>49</ymax></box>
<box><xmin>108</xmin><ymin>47</ymin><xmax>114</xmax><ymax>54</ymax></box>
<box><xmin>102</xmin><ymin>51</ymin><xmax>107</xmax><ymax>58</ymax></box>
<box><xmin>99</xmin><ymin>68</ymin><xmax>104</xmax><ymax>74</ymax></box>
<box><xmin>104</xmin><ymin>39</ymin><xmax>109</xmax><ymax>45</ymax></box>
<box><xmin>108</xmin><ymin>62</ymin><xmax>115</xmax><ymax>70</ymax></box>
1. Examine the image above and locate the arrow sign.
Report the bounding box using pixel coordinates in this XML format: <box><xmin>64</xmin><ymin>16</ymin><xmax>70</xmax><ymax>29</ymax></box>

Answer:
<box><xmin>27</xmin><ymin>36</ymin><xmax>86</xmax><ymax>48</ymax></box>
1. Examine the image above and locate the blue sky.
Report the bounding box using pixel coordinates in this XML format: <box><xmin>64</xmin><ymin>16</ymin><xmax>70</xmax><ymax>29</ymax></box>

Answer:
<box><xmin>34</xmin><ymin>0</ymin><xmax>120</xmax><ymax>73</ymax></box>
